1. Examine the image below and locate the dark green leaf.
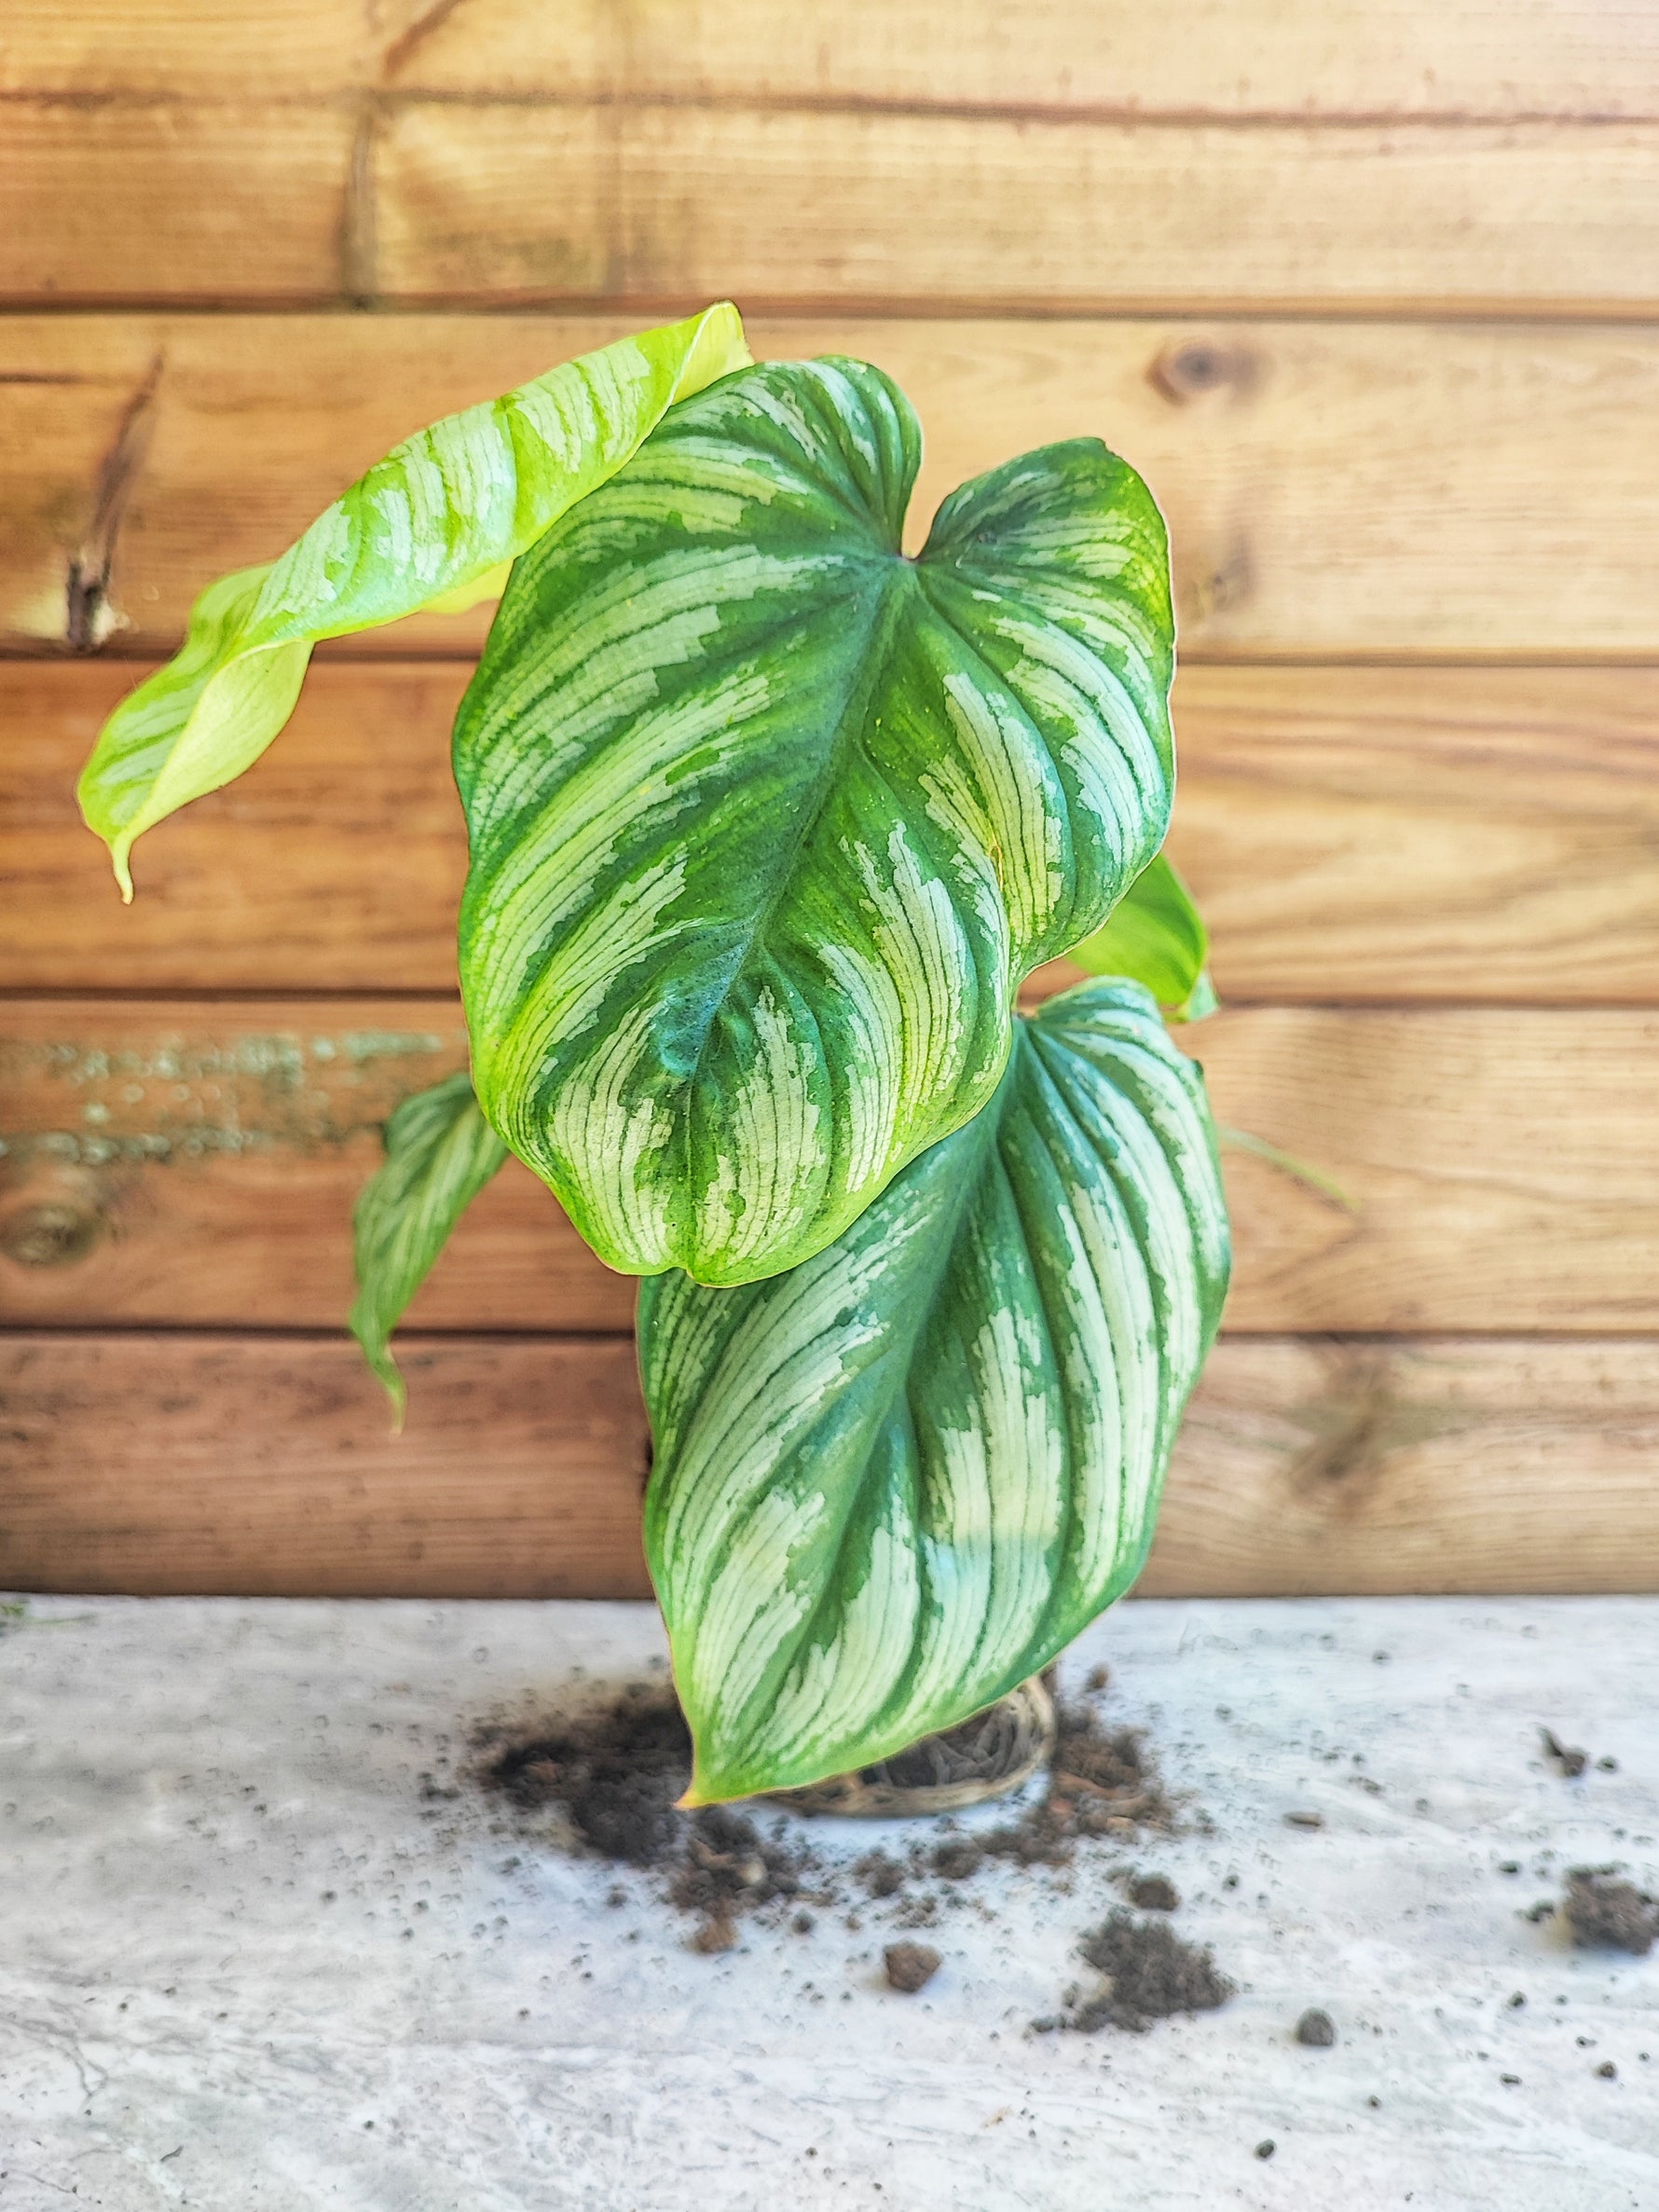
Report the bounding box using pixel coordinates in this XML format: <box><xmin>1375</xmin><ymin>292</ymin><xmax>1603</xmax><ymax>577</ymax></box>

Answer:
<box><xmin>638</xmin><ymin>978</ymin><xmax>1229</xmax><ymax>1804</ymax></box>
<box><xmin>457</xmin><ymin>357</ymin><xmax>1176</xmax><ymax>1284</ymax></box>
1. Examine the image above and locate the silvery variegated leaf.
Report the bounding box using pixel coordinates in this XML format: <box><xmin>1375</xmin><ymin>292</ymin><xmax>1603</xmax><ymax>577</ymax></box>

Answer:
<box><xmin>637</xmin><ymin>979</ymin><xmax>1230</xmax><ymax>1805</ymax></box>
<box><xmin>78</xmin><ymin>305</ymin><xmax>749</xmax><ymax>896</ymax></box>
<box><xmin>455</xmin><ymin>355</ymin><xmax>1176</xmax><ymax>1285</ymax></box>
<box><xmin>350</xmin><ymin>1071</ymin><xmax>508</xmax><ymax>1422</ymax></box>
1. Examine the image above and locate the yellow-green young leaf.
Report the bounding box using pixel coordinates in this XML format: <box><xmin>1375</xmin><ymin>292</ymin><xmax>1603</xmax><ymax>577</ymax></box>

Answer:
<box><xmin>638</xmin><ymin>978</ymin><xmax>1230</xmax><ymax>1806</ymax></box>
<box><xmin>456</xmin><ymin>357</ymin><xmax>1175</xmax><ymax>1286</ymax></box>
<box><xmin>350</xmin><ymin>1071</ymin><xmax>508</xmax><ymax>1422</ymax></box>
<box><xmin>1067</xmin><ymin>852</ymin><xmax>1217</xmax><ymax>1021</ymax></box>
<box><xmin>77</xmin><ymin>304</ymin><xmax>750</xmax><ymax>898</ymax></box>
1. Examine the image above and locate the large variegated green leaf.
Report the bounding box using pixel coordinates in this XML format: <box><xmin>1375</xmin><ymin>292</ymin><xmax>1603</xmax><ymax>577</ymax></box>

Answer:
<box><xmin>1067</xmin><ymin>852</ymin><xmax>1218</xmax><ymax>1021</ymax></box>
<box><xmin>77</xmin><ymin>305</ymin><xmax>749</xmax><ymax>897</ymax></box>
<box><xmin>637</xmin><ymin>978</ymin><xmax>1230</xmax><ymax>1805</ymax></box>
<box><xmin>456</xmin><ymin>356</ymin><xmax>1175</xmax><ymax>1285</ymax></box>
<box><xmin>350</xmin><ymin>1071</ymin><xmax>508</xmax><ymax>1422</ymax></box>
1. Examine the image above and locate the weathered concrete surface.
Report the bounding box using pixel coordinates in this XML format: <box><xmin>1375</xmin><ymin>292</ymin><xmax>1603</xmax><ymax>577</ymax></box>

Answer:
<box><xmin>2</xmin><ymin>1594</ymin><xmax>1654</xmax><ymax>2210</ymax></box>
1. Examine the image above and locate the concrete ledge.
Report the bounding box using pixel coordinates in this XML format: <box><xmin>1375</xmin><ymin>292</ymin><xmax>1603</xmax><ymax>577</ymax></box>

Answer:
<box><xmin>2</xmin><ymin>1594</ymin><xmax>1655</xmax><ymax>2209</ymax></box>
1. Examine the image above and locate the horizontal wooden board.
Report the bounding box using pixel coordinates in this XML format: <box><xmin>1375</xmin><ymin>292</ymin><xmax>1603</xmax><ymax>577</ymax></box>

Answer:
<box><xmin>1140</xmin><ymin>1335</ymin><xmax>1659</xmax><ymax>1599</ymax></box>
<box><xmin>11</xmin><ymin>661</ymin><xmax>1659</xmax><ymax>1002</ymax></box>
<box><xmin>6</xmin><ymin>999</ymin><xmax>1658</xmax><ymax>1334</ymax></box>
<box><xmin>376</xmin><ymin>106</ymin><xmax>1659</xmax><ymax>316</ymax></box>
<box><xmin>6</xmin><ymin>317</ymin><xmax>1659</xmax><ymax>658</ymax></box>
<box><xmin>0</xmin><ymin>102</ymin><xmax>356</xmax><ymax>303</ymax></box>
<box><xmin>379</xmin><ymin>0</ymin><xmax>1659</xmax><ymax>121</ymax></box>
<box><xmin>9</xmin><ymin>1</ymin><xmax>1656</xmax><ymax>117</ymax></box>
<box><xmin>6</xmin><ymin>95</ymin><xmax>1659</xmax><ymax>311</ymax></box>
<box><xmin>2</xmin><ymin>1331</ymin><xmax>1653</xmax><ymax>1598</ymax></box>
<box><xmin>0</xmin><ymin>1332</ymin><xmax>652</xmax><ymax>1600</ymax></box>
<box><xmin>2</xmin><ymin>1</ymin><xmax>401</xmax><ymax>93</ymax></box>
<box><xmin>0</xmin><ymin>997</ymin><xmax>630</xmax><ymax>1332</ymax></box>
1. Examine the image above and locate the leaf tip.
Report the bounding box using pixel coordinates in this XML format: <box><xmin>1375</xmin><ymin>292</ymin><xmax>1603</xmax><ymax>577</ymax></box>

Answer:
<box><xmin>351</xmin><ymin>1318</ymin><xmax>406</xmax><ymax>1429</ymax></box>
<box><xmin>111</xmin><ymin>842</ymin><xmax>135</xmax><ymax>903</ymax></box>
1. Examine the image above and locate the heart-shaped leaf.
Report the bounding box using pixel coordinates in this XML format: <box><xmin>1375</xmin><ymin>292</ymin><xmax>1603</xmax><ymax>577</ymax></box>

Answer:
<box><xmin>1066</xmin><ymin>852</ymin><xmax>1217</xmax><ymax>1021</ymax></box>
<box><xmin>350</xmin><ymin>1071</ymin><xmax>508</xmax><ymax>1421</ymax></box>
<box><xmin>78</xmin><ymin>305</ymin><xmax>749</xmax><ymax>897</ymax></box>
<box><xmin>456</xmin><ymin>357</ymin><xmax>1175</xmax><ymax>1285</ymax></box>
<box><xmin>637</xmin><ymin>977</ymin><xmax>1230</xmax><ymax>1805</ymax></box>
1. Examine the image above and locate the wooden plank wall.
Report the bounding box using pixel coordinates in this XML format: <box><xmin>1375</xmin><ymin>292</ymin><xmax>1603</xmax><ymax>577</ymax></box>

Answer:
<box><xmin>3</xmin><ymin>2</ymin><xmax>1657</xmax><ymax>1598</ymax></box>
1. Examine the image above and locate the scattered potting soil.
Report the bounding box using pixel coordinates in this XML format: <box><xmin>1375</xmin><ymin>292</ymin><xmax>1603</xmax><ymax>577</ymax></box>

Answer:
<box><xmin>470</xmin><ymin>1676</ymin><xmax>1225</xmax><ymax>2028</ymax></box>
<box><xmin>1564</xmin><ymin>1869</ymin><xmax>1658</xmax><ymax>1956</ymax></box>
<box><xmin>475</xmin><ymin>1689</ymin><xmax>817</xmax><ymax>1949</ymax></box>
<box><xmin>1040</xmin><ymin>1909</ymin><xmax>1234</xmax><ymax>2034</ymax></box>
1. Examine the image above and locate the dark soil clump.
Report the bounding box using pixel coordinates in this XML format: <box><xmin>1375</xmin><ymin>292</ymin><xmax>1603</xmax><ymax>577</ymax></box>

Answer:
<box><xmin>476</xmin><ymin>1689</ymin><xmax>814</xmax><ymax>1946</ymax></box>
<box><xmin>1295</xmin><ymin>2007</ymin><xmax>1337</xmax><ymax>2047</ymax></box>
<box><xmin>855</xmin><ymin>1848</ymin><xmax>908</xmax><ymax>1899</ymax></box>
<box><xmin>884</xmin><ymin>1941</ymin><xmax>942</xmax><ymax>1993</ymax></box>
<box><xmin>1060</xmin><ymin>1909</ymin><xmax>1234</xmax><ymax>2033</ymax></box>
<box><xmin>1127</xmin><ymin>1872</ymin><xmax>1180</xmax><ymax>1912</ymax></box>
<box><xmin>478</xmin><ymin>1689</ymin><xmax>692</xmax><ymax>1864</ymax></box>
<box><xmin>1542</xmin><ymin>1728</ymin><xmax>1590</xmax><ymax>1779</ymax></box>
<box><xmin>1565</xmin><ymin>1870</ymin><xmax>1658</xmax><ymax>1956</ymax></box>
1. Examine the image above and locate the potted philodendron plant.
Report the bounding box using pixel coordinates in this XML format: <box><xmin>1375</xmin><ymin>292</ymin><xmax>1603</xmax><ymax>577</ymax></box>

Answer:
<box><xmin>78</xmin><ymin>305</ymin><xmax>1230</xmax><ymax>1810</ymax></box>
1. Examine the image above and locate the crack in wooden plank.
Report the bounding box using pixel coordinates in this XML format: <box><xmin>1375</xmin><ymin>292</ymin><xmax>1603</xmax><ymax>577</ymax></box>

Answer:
<box><xmin>64</xmin><ymin>352</ymin><xmax>163</xmax><ymax>653</ymax></box>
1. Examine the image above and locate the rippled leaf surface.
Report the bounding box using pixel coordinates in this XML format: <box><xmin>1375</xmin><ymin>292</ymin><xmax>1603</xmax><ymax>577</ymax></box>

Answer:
<box><xmin>457</xmin><ymin>357</ymin><xmax>1175</xmax><ymax>1284</ymax></box>
<box><xmin>78</xmin><ymin>305</ymin><xmax>748</xmax><ymax>895</ymax></box>
<box><xmin>638</xmin><ymin>979</ymin><xmax>1230</xmax><ymax>1804</ymax></box>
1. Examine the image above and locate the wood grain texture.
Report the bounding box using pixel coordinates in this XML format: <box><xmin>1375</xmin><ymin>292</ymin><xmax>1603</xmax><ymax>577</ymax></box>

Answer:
<box><xmin>9</xmin><ymin>1</ymin><xmax>1655</xmax><ymax>116</ymax></box>
<box><xmin>0</xmin><ymin>1332</ymin><xmax>653</xmax><ymax>1599</ymax></box>
<box><xmin>1194</xmin><ymin>1006</ymin><xmax>1659</xmax><ymax>1334</ymax></box>
<box><xmin>0</xmin><ymin>103</ymin><xmax>356</xmax><ymax>302</ymax></box>
<box><xmin>1139</xmin><ymin>1335</ymin><xmax>1659</xmax><ymax>1598</ymax></box>
<box><xmin>3</xmin><ymin>1331</ymin><xmax>1652</xmax><ymax>1598</ymax></box>
<box><xmin>5</xmin><ymin>98</ymin><xmax>1658</xmax><ymax>311</ymax></box>
<box><xmin>379</xmin><ymin>0</ymin><xmax>1659</xmax><ymax>119</ymax></box>
<box><xmin>5</xmin><ymin>999</ymin><xmax>1656</xmax><ymax>1335</ymax></box>
<box><xmin>11</xmin><ymin>661</ymin><xmax>1659</xmax><ymax>1001</ymax></box>
<box><xmin>2</xmin><ymin>660</ymin><xmax>473</xmax><ymax>987</ymax></box>
<box><xmin>6</xmin><ymin>315</ymin><xmax>1659</xmax><ymax>657</ymax></box>
<box><xmin>375</xmin><ymin>105</ymin><xmax>1659</xmax><ymax>316</ymax></box>
<box><xmin>0</xmin><ymin>996</ymin><xmax>631</xmax><ymax>1332</ymax></box>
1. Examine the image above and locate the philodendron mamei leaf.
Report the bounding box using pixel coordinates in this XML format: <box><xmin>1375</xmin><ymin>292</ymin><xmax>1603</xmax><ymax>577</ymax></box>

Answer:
<box><xmin>455</xmin><ymin>355</ymin><xmax>1175</xmax><ymax>1285</ymax></box>
<box><xmin>637</xmin><ymin>978</ymin><xmax>1230</xmax><ymax>1805</ymax></box>
<box><xmin>1066</xmin><ymin>853</ymin><xmax>1217</xmax><ymax>1021</ymax></box>
<box><xmin>350</xmin><ymin>1071</ymin><xmax>508</xmax><ymax>1422</ymax></box>
<box><xmin>77</xmin><ymin>305</ymin><xmax>750</xmax><ymax>897</ymax></box>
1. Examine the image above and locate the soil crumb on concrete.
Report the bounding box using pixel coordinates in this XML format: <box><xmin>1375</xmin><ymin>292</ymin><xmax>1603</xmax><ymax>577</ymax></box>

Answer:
<box><xmin>1295</xmin><ymin>2007</ymin><xmax>1337</xmax><ymax>2047</ymax></box>
<box><xmin>1043</xmin><ymin>1910</ymin><xmax>1234</xmax><ymax>2034</ymax></box>
<box><xmin>1127</xmin><ymin>1872</ymin><xmax>1180</xmax><ymax>1912</ymax></box>
<box><xmin>1542</xmin><ymin>1727</ymin><xmax>1589</xmax><ymax>1779</ymax></box>
<box><xmin>1565</xmin><ymin>1870</ymin><xmax>1658</xmax><ymax>1956</ymax></box>
<box><xmin>884</xmin><ymin>1941</ymin><xmax>941</xmax><ymax>1993</ymax></box>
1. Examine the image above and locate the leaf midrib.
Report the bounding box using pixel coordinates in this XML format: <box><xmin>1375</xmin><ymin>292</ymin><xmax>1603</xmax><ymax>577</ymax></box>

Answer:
<box><xmin>674</xmin><ymin>552</ymin><xmax>922</xmax><ymax>1228</ymax></box>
